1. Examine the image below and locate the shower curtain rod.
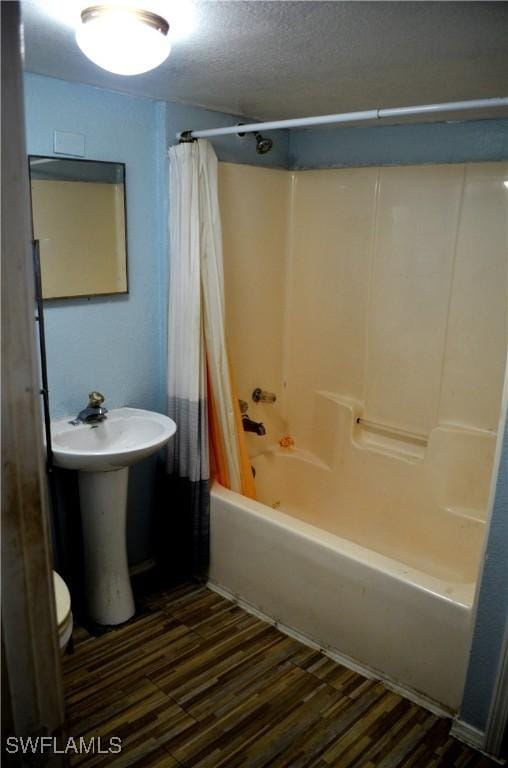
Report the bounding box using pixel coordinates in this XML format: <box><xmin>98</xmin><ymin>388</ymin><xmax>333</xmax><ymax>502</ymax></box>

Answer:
<box><xmin>177</xmin><ymin>96</ymin><xmax>508</xmax><ymax>140</ymax></box>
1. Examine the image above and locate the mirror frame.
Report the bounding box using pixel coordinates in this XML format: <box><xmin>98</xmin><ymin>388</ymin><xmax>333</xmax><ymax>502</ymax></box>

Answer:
<box><xmin>28</xmin><ymin>155</ymin><xmax>129</xmax><ymax>301</ymax></box>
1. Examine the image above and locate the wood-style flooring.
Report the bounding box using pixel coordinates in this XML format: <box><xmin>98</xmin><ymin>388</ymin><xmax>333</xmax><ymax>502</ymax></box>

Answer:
<box><xmin>63</xmin><ymin>583</ymin><xmax>496</xmax><ymax>768</ymax></box>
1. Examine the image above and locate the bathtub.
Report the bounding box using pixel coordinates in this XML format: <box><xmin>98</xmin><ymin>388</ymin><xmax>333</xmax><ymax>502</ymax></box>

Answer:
<box><xmin>209</xmin><ymin>400</ymin><xmax>492</xmax><ymax>712</ymax></box>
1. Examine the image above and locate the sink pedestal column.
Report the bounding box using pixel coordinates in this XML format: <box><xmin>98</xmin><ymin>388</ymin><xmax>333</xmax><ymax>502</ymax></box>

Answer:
<box><xmin>78</xmin><ymin>467</ymin><xmax>135</xmax><ymax>625</ymax></box>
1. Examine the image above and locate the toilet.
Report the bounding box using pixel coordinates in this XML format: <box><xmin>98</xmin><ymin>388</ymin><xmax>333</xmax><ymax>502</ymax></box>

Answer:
<box><xmin>53</xmin><ymin>571</ymin><xmax>73</xmax><ymax>650</ymax></box>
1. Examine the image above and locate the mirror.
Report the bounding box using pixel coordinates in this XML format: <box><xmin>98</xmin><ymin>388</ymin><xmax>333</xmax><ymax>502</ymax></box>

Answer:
<box><xmin>29</xmin><ymin>156</ymin><xmax>128</xmax><ymax>299</ymax></box>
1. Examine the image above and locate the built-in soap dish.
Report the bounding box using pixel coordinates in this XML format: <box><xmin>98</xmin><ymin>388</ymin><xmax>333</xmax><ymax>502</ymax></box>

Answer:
<box><xmin>354</xmin><ymin>417</ymin><xmax>427</xmax><ymax>461</ymax></box>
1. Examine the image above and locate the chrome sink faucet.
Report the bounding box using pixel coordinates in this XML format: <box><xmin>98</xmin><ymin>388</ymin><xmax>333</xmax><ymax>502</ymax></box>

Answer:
<box><xmin>70</xmin><ymin>391</ymin><xmax>108</xmax><ymax>425</ymax></box>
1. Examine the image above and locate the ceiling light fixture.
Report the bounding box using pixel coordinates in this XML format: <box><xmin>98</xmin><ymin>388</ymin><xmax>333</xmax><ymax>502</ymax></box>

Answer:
<box><xmin>76</xmin><ymin>5</ymin><xmax>171</xmax><ymax>76</ymax></box>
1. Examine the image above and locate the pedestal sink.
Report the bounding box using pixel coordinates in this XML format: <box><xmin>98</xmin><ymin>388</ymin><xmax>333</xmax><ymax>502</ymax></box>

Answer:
<box><xmin>51</xmin><ymin>408</ymin><xmax>176</xmax><ymax>626</ymax></box>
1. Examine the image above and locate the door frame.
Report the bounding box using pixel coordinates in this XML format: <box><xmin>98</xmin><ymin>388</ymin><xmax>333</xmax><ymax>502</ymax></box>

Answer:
<box><xmin>1</xmin><ymin>0</ymin><xmax>64</xmax><ymax>743</ymax></box>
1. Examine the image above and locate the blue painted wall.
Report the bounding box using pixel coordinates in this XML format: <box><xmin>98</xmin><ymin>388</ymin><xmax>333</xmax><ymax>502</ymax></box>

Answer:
<box><xmin>460</xmin><ymin>411</ymin><xmax>508</xmax><ymax>732</ymax></box>
<box><xmin>24</xmin><ymin>74</ymin><xmax>165</xmax><ymax>566</ymax></box>
<box><xmin>24</xmin><ymin>74</ymin><xmax>165</xmax><ymax>420</ymax></box>
<box><xmin>289</xmin><ymin>118</ymin><xmax>508</xmax><ymax>169</ymax></box>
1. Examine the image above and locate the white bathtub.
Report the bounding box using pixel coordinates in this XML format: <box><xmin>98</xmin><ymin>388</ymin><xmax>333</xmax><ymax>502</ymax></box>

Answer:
<box><xmin>209</xmin><ymin>407</ymin><xmax>491</xmax><ymax>711</ymax></box>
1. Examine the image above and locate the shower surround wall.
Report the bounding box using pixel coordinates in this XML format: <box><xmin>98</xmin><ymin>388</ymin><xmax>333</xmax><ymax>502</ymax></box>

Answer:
<box><xmin>221</xmin><ymin>161</ymin><xmax>506</xmax><ymax>488</ymax></box>
<box><xmin>288</xmin><ymin>163</ymin><xmax>506</xmax><ymax>448</ymax></box>
<box><xmin>212</xmin><ymin>160</ymin><xmax>508</xmax><ymax>709</ymax></box>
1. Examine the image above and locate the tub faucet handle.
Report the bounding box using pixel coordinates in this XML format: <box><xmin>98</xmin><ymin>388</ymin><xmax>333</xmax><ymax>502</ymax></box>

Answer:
<box><xmin>252</xmin><ymin>388</ymin><xmax>276</xmax><ymax>404</ymax></box>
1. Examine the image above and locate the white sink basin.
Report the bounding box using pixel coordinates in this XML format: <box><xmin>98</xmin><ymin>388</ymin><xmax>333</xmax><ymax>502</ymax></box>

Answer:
<box><xmin>51</xmin><ymin>407</ymin><xmax>176</xmax><ymax>472</ymax></box>
<box><xmin>50</xmin><ymin>406</ymin><xmax>177</xmax><ymax>626</ymax></box>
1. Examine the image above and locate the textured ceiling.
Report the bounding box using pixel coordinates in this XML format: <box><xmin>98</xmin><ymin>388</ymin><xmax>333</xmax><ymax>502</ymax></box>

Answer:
<box><xmin>21</xmin><ymin>1</ymin><xmax>508</xmax><ymax>122</ymax></box>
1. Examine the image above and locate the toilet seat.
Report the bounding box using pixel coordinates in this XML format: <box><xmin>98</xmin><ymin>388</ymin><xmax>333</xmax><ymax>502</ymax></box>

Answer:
<box><xmin>53</xmin><ymin>571</ymin><xmax>73</xmax><ymax>649</ymax></box>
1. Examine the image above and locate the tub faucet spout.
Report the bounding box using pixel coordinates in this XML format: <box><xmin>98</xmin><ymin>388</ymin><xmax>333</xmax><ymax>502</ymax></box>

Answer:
<box><xmin>242</xmin><ymin>415</ymin><xmax>266</xmax><ymax>436</ymax></box>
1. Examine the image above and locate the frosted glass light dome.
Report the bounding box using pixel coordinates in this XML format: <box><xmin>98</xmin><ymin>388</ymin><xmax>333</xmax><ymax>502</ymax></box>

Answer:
<box><xmin>76</xmin><ymin>5</ymin><xmax>171</xmax><ymax>76</ymax></box>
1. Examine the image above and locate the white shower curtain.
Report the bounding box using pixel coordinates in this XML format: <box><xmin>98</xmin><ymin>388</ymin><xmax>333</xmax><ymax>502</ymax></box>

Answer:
<box><xmin>166</xmin><ymin>139</ymin><xmax>251</xmax><ymax>577</ymax></box>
